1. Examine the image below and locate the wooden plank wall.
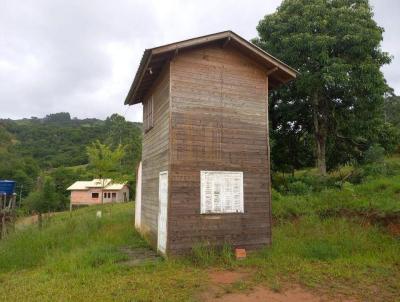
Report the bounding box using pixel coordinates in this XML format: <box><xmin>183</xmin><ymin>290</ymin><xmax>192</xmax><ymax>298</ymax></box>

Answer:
<box><xmin>168</xmin><ymin>45</ymin><xmax>271</xmax><ymax>255</ymax></box>
<box><xmin>140</xmin><ymin>64</ymin><xmax>170</xmax><ymax>245</ymax></box>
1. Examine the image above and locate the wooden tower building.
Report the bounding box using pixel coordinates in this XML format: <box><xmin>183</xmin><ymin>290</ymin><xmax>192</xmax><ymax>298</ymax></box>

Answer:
<box><xmin>125</xmin><ymin>31</ymin><xmax>297</xmax><ymax>256</ymax></box>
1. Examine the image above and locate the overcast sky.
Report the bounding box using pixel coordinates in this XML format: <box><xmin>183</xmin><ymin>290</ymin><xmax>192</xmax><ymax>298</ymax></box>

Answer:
<box><xmin>0</xmin><ymin>0</ymin><xmax>398</xmax><ymax>122</ymax></box>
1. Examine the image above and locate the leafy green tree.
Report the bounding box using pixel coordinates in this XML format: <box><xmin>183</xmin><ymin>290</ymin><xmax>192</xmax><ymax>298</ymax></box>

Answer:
<box><xmin>373</xmin><ymin>123</ymin><xmax>400</xmax><ymax>154</ymax></box>
<box><xmin>24</xmin><ymin>176</ymin><xmax>60</xmax><ymax>228</ymax></box>
<box><xmin>384</xmin><ymin>94</ymin><xmax>400</xmax><ymax>128</ymax></box>
<box><xmin>255</xmin><ymin>0</ymin><xmax>391</xmax><ymax>174</ymax></box>
<box><xmin>43</xmin><ymin>112</ymin><xmax>71</xmax><ymax>124</ymax></box>
<box><xmin>105</xmin><ymin>114</ymin><xmax>142</xmax><ymax>173</ymax></box>
<box><xmin>86</xmin><ymin>141</ymin><xmax>125</xmax><ymax>203</ymax></box>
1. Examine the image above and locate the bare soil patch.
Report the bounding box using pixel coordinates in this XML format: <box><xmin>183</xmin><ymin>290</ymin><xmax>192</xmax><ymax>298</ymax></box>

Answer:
<box><xmin>201</xmin><ymin>270</ymin><xmax>357</xmax><ymax>302</ymax></box>
<box><xmin>206</xmin><ymin>285</ymin><xmax>324</xmax><ymax>302</ymax></box>
<box><xmin>209</xmin><ymin>270</ymin><xmax>250</xmax><ymax>285</ymax></box>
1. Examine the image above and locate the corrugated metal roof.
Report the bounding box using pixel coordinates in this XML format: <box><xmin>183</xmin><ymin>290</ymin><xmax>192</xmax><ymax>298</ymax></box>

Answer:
<box><xmin>104</xmin><ymin>183</ymin><xmax>126</xmax><ymax>190</ymax></box>
<box><xmin>87</xmin><ymin>179</ymin><xmax>112</xmax><ymax>188</ymax></box>
<box><xmin>67</xmin><ymin>179</ymin><xmax>126</xmax><ymax>191</ymax></box>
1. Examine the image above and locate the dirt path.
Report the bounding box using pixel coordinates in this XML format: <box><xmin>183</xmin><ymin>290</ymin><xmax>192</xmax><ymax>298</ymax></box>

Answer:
<box><xmin>201</xmin><ymin>270</ymin><xmax>356</xmax><ymax>302</ymax></box>
<box><xmin>15</xmin><ymin>212</ymin><xmax>59</xmax><ymax>230</ymax></box>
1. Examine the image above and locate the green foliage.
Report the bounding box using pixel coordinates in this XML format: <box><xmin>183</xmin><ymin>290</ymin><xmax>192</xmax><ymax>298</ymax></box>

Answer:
<box><xmin>272</xmin><ymin>173</ymin><xmax>400</xmax><ymax>222</ymax></box>
<box><xmin>245</xmin><ymin>216</ymin><xmax>399</xmax><ymax>300</ymax></box>
<box><xmin>1</xmin><ymin>113</ymin><xmax>142</xmax><ymax>171</ymax></box>
<box><xmin>0</xmin><ymin>149</ymin><xmax>39</xmax><ymax>197</ymax></box>
<box><xmin>372</xmin><ymin>122</ymin><xmax>400</xmax><ymax>154</ymax></box>
<box><xmin>285</xmin><ymin>180</ymin><xmax>313</xmax><ymax>195</ymax></box>
<box><xmin>190</xmin><ymin>242</ymin><xmax>235</xmax><ymax>268</ymax></box>
<box><xmin>0</xmin><ymin>204</ymin><xmax>142</xmax><ymax>272</ymax></box>
<box><xmin>1</xmin><ymin>169</ymin><xmax>400</xmax><ymax>301</ymax></box>
<box><xmin>2</xmin><ymin>117</ymin><xmax>105</xmax><ymax>168</ymax></box>
<box><xmin>255</xmin><ymin>0</ymin><xmax>392</xmax><ymax>173</ymax></box>
<box><xmin>105</xmin><ymin>114</ymin><xmax>142</xmax><ymax>173</ymax></box>
<box><xmin>86</xmin><ymin>140</ymin><xmax>125</xmax><ymax>179</ymax></box>
<box><xmin>24</xmin><ymin>176</ymin><xmax>62</xmax><ymax>214</ymax></box>
<box><xmin>43</xmin><ymin>112</ymin><xmax>72</xmax><ymax>124</ymax></box>
<box><xmin>363</xmin><ymin>144</ymin><xmax>385</xmax><ymax>164</ymax></box>
<box><xmin>384</xmin><ymin>94</ymin><xmax>400</xmax><ymax>127</ymax></box>
<box><xmin>0</xmin><ymin>113</ymin><xmax>142</xmax><ymax>201</ymax></box>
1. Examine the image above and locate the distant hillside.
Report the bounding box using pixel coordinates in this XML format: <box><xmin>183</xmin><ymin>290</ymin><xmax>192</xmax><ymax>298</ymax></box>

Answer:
<box><xmin>0</xmin><ymin>112</ymin><xmax>142</xmax><ymax>168</ymax></box>
<box><xmin>0</xmin><ymin>112</ymin><xmax>142</xmax><ymax>198</ymax></box>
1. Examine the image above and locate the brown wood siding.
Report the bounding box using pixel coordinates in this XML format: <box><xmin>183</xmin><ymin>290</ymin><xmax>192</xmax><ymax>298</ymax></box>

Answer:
<box><xmin>140</xmin><ymin>64</ymin><xmax>170</xmax><ymax>245</ymax></box>
<box><xmin>168</xmin><ymin>45</ymin><xmax>271</xmax><ymax>255</ymax></box>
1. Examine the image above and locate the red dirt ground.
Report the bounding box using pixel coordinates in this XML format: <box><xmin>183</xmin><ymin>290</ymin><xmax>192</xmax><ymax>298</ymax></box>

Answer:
<box><xmin>209</xmin><ymin>270</ymin><xmax>250</xmax><ymax>285</ymax></box>
<box><xmin>202</xmin><ymin>270</ymin><xmax>357</xmax><ymax>302</ymax></box>
<box><xmin>206</xmin><ymin>286</ymin><xmax>322</xmax><ymax>302</ymax></box>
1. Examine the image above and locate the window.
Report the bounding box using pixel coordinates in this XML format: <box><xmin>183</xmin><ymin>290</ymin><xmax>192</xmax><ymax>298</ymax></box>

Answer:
<box><xmin>112</xmin><ymin>193</ymin><xmax>116</xmax><ymax>198</ymax></box>
<box><xmin>108</xmin><ymin>193</ymin><xmax>111</xmax><ymax>198</ymax></box>
<box><xmin>104</xmin><ymin>192</ymin><xmax>107</xmax><ymax>198</ymax></box>
<box><xmin>143</xmin><ymin>96</ymin><xmax>154</xmax><ymax>132</ymax></box>
<box><xmin>200</xmin><ymin>171</ymin><xmax>244</xmax><ymax>214</ymax></box>
<box><xmin>92</xmin><ymin>192</ymin><xmax>99</xmax><ymax>198</ymax></box>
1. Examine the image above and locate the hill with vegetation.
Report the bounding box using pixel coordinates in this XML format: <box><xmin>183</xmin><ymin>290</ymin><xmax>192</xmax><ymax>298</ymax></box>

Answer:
<box><xmin>0</xmin><ymin>112</ymin><xmax>142</xmax><ymax>209</ymax></box>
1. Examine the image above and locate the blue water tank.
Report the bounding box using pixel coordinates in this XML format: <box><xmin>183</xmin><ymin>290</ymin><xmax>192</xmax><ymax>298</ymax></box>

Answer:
<box><xmin>0</xmin><ymin>180</ymin><xmax>16</xmax><ymax>195</ymax></box>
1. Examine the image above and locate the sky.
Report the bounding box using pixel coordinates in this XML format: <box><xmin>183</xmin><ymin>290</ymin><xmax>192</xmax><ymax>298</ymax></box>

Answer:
<box><xmin>0</xmin><ymin>0</ymin><xmax>399</xmax><ymax>122</ymax></box>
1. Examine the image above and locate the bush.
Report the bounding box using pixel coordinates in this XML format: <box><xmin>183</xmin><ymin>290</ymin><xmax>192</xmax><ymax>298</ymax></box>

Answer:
<box><xmin>375</xmin><ymin>122</ymin><xmax>400</xmax><ymax>154</ymax></box>
<box><xmin>363</xmin><ymin>144</ymin><xmax>385</xmax><ymax>164</ymax></box>
<box><xmin>286</xmin><ymin>181</ymin><xmax>312</xmax><ymax>195</ymax></box>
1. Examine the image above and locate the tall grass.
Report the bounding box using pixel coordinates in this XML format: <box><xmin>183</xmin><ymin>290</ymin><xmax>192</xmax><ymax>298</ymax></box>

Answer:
<box><xmin>0</xmin><ymin>203</ymin><xmax>205</xmax><ymax>301</ymax></box>
<box><xmin>0</xmin><ymin>159</ymin><xmax>400</xmax><ymax>301</ymax></box>
<box><xmin>0</xmin><ymin>204</ymin><xmax>146</xmax><ymax>272</ymax></box>
<box><xmin>190</xmin><ymin>242</ymin><xmax>235</xmax><ymax>268</ymax></box>
<box><xmin>242</xmin><ymin>216</ymin><xmax>400</xmax><ymax>300</ymax></box>
<box><xmin>272</xmin><ymin>175</ymin><xmax>400</xmax><ymax>221</ymax></box>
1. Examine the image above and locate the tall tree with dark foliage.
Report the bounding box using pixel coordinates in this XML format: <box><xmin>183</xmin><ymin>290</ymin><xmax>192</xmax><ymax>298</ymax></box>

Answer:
<box><xmin>255</xmin><ymin>0</ymin><xmax>392</xmax><ymax>174</ymax></box>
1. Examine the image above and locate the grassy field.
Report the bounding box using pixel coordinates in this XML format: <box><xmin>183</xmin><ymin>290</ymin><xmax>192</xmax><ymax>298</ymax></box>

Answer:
<box><xmin>0</xmin><ymin>164</ymin><xmax>399</xmax><ymax>301</ymax></box>
<box><xmin>0</xmin><ymin>204</ymin><xmax>205</xmax><ymax>301</ymax></box>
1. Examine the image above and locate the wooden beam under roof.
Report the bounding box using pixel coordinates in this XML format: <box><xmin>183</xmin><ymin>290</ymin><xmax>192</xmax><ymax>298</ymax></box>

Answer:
<box><xmin>124</xmin><ymin>30</ymin><xmax>298</xmax><ymax>105</ymax></box>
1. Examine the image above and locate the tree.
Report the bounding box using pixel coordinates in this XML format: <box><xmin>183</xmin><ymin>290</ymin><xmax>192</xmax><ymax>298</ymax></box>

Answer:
<box><xmin>43</xmin><ymin>112</ymin><xmax>71</xmax><ymax>123</ymax></box>
<box><xmin>86</xmin><ymin>140</ymin><xmax>125</xmax><ymax>203</ymax></box>
<box><xmin>255</xmin><ymin>0</ymin><xmax>391</xmax><ymax>175</ymax></box>
<box><xmin>24</xmin><ymin>176</ymin><xmax>60</xmax><ymax>228</ymax></box>
<box><xmin>105</xmin><ymin>114</ymin><xmax>142</xmax><ymax>173</ymax></box>
<box><xmin>384</xmin><ymin>94</ymin><xmax>400</xmax><ymax>128</ymax></box>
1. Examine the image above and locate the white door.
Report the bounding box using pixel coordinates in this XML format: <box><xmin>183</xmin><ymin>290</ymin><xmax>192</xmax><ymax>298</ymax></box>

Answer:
<box><xmin>157</xmin><ymin>171</ymin><xmax>168</xmax><ymax>254</ymax></box>
<box><xmin>135</xmin><ymin>162</ymin><xmax>142</xmax><ymax>230</ymax></box>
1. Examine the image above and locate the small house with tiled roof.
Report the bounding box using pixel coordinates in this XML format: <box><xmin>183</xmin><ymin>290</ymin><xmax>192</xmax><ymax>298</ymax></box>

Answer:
<box><xmin>67</xmin><ymin>179</ymin><xmax>129</xmax><ymax>208</ymax></box>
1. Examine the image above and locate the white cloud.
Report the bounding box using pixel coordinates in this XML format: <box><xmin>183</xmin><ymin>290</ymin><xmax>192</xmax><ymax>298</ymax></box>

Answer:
<box><xmin>0</xmin><ymin>0</ymin><xmax>398</xmax><ymax>122</ymax></box>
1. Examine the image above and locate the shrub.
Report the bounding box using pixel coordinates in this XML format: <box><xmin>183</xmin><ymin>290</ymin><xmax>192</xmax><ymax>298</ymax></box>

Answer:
<box><xmin>341</xmin><ymin>182</ymin><xmax>355</xmax><ymax>192</ymax></box>
<box><xmin>363</xmin><ymin>144</ymin><xmax>385</xmax><ymax>164</ymax></box>
<box><xmin>286</xmin><ymin>181</ymin><xmax>312</xmax><ymax>195</ymax></box>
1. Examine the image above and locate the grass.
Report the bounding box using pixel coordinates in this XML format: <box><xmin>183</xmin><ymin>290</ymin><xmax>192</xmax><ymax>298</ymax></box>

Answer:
<box><xmin>0</xmin><ymin>204</ymin><xmax>205</xmax><ymax>301</ymax></box>
<box><xmin>0</xmin><ymin>159</ymin><xmax>400</xmax><ymax>301</ymax></box>
<box><xmin>242</xmin><ymin>216</ymin><xmax>400</xmax><ymax>300</ymax></box>
<box><xmin>272</xmin><ymin>174</ymin><xmax>400</xmax><ymax>221</ymax></box>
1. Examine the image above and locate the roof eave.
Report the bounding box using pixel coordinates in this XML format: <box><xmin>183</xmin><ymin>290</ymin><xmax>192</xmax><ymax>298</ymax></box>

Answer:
<box><xmin>124</xmin><ymin>30</ymin><xmax>299</xmax><ymax>105</ymax></box>
<box><xmin>124</xmin><ymin>49</ymin><xmax>152</xmax><ymax>105</ymax></box>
